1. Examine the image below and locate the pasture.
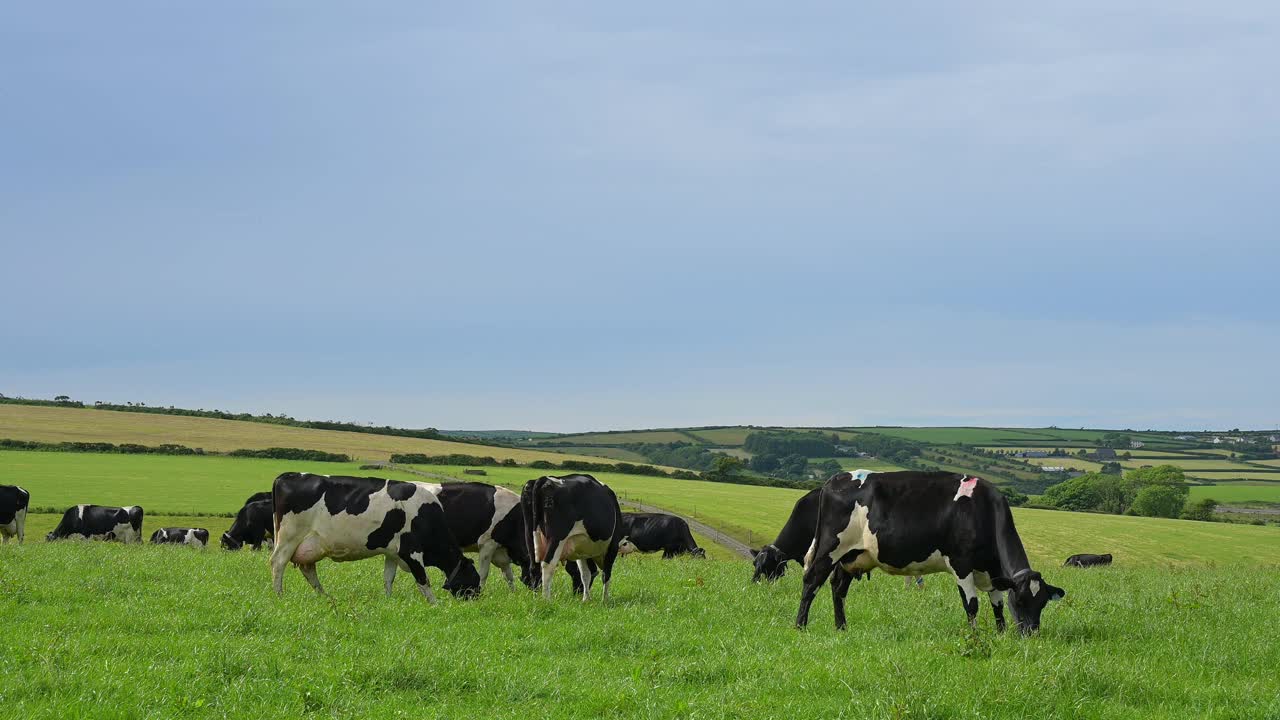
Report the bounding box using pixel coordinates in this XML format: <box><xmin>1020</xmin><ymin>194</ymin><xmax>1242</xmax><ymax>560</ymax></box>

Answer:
<box><xmin>8</xmin><ymin>451</ymin><xmax>1280</xmax><ymax>566</ymax></box>
<box><xmin>1188</xmin><ymin>482</ymin><xmax>1280</xmax><ymax>504</ymax></box>
<box><xmin>1</xmin><ymin>544</ymin><xmax>1277</xmax><ymax>719</ymax></box>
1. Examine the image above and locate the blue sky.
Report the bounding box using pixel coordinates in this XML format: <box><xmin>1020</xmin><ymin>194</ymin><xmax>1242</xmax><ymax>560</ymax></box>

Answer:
<box><xmin>3</xmin><ymin>3</ymin><xmax>1278</xmax><ymax>432</ymax></box>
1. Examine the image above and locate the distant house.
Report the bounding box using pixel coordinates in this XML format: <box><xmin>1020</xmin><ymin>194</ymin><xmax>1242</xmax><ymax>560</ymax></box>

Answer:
<box><xmin>1040</xmin><ymin>466</ymin><xmax>1067</xmax><ymax>473</ymax></box>
<box><xmin>1270</xmin><ymin>435</ymin><xmax>1280</xmax><ymax>443</ymax></box>
<box><xmin>1174</xmin><ymin>435</ymin><xmax>1196</xmax><ymax>441</ymax></box>
<box><xmin>1090</xmin><ymin>448</ymin><xmax>1118</xmax><ymax>461</ymax></box>
<box><xmin>1129</xmin><ymin>440</ymin><xmax>1144</xmax><ymax>449</ymax></box>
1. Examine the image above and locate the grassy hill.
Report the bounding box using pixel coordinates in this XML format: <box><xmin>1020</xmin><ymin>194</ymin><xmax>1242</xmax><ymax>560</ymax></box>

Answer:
<box><xmin>0</xmin><ymin>404</ymin><xmax>605</xmax><ymax>465</ymax></box>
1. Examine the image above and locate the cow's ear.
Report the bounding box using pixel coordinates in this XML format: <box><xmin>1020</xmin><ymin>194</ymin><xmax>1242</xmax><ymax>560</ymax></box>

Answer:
<box><xmin>1046</xmin><ymin>584</ymin><xmax>1066</xmax><ymax>601</ymax></box>
<box><xmin>749</xmin><ymin>548</ymin><xmax>759</xmax><ymax>558</ymax></box>
<box><xmin>991</xmin><ymin>576</ymin><xmax>1017</xmax><ymax>591</ymax></box>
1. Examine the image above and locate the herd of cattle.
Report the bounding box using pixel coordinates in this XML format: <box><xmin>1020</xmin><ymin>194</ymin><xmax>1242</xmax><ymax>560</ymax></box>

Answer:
<box><xmin>1</xmin><ymin>469</ymin><xmax>1107</xmax><ymax>633</ymax></box>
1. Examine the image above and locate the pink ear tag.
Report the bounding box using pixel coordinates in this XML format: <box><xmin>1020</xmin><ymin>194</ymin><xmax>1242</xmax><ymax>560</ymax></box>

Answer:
<box><xmin>953</xmin><ymin>477</ymin><xmax>978</xmax><ymax>501</ymax></box>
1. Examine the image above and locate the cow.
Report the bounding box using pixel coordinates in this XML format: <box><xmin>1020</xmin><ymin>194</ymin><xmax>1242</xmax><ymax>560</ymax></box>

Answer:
<box><xmin>1064</xmin><ymin>553</ymin><xmax>1113</xmax><ymax>568</ymax></box>
<box><xmin>269</xmin><ymin>472</ymin><xmax>481</xmax><ymax>603</ymax></box>
<box><xmin>796</xmin><ymin>471</ymin><xmax>1065</xmax><ymax>635</ymax></box>
<box><xmin>150</xmin><ymin>527</ymin><xmax>211</xmax><ymax>548</ymax></box>
<box><xmin>0</xmin><ymin>485</ymin><xmax>29</xmax><ymax>544</ymax></box>
<box><xmin>521</xmin><ymin>474</ymin><xmax>623</xmax><ymax>601</ymax></box>
<box><xmin>750</xmin><ymin>485</ymin><xmax>863</xmax><ymax>605</ymax></box>
<box><xmin>617</xmin><ymin>512</ymin><xmax>705</xmax><ymax>559</ymax></box>
<box><xmin>221</xmin><ymin>491</ymin><xmax>274</xmax><ymax>550</ymax></box>
<box><xmin>383</xmin><ymin>482</ymin><xmax>535</xmax><ymax>591</ymax></box>
<box><xmin>45</xmin><ymin>505</ymin><xmax>144</xmax><ymax>543</ymax></box>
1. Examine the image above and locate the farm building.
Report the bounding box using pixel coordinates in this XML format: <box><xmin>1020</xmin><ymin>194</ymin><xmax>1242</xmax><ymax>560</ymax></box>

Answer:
<box><xmin>1090</xmin><ymin>448</ymin><xmax>1118</xmax><ymax>460</ymax></box>
<box><xmin>1130</xmin><ymin>440</ymin><xmax>1145</xmax><ymax>449</ymax></box>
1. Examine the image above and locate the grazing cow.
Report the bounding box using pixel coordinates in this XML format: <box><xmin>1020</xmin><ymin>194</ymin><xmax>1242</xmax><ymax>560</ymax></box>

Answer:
<box><xmin>383</xmin><ymin>482</ymin><xmax>535</xmax><ymax>591</ymax></box>
<box><xmin>1064</xmin><ymin>553</ymin><xmax>1113</xmax><ymax>568</ymax></box>
<box><xmin>269</xmin><ymin>472</ymin><xmax>481</xmax><ymax>603</ymax></box>
<box><xmin>46</xmin><ymin>505</ymin><xmax>144</xmax><ymax>543</ymax></box>
<box><xmin>0</xmin><ymin>485</ymin><xmax>29</xmax><ymax>544</ymax></box>
<box><xmin>750</xmin><ymin>484</ymin><xmax>862</xmax><ymax>603</ymax></box>
<box><xmin>521</xmin><ymin>474</ymin><xmax>623</xmax><ymax>601</ymax></box>
<box><xmin>151</xmin><ymin>527</ymin><xmax>211</xmax><ymax>548</ymax></box>
<box><xmin>796</xmin><ymin>471</ymin><xmax>1065</xmax><ymax>634</ymax></box>
<box><xmin>617</xmin><ymin>512</ymin><xmax>705</xmax><ymax>559</ymax></box>
<box><xmin>221</xmin><ymin>491</ymin><xmax>274</xmax><ymax>550</ymax></box>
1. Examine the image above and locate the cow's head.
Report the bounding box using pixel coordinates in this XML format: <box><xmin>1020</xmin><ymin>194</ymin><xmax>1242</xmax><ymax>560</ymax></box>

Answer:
<box><xmin>689</xmin><ymin>547</ymin><xmax>707</xmax><ymax>559</ymax></box>
<box><xmin>220</xmin><ymin>532</ymin><xmax>243</xmax><ymax>550</ymax></box>
<box><xmin>45</xmin><ymin>532</ymin><xmax>57</xmax><ymax>542</ymax></box>
<box><xmin>618</xmin><ymin>537</ymin><xmax>637</xmax><ymax>556</ymax></box>
<box><xmin>519</xmin><ymin>562</ymin><xmax>539</xmax><ymax>590</ymax></box>
<box><xmin>443</xmin><ymin>557</ymin><xmax>482</xmax><ymax>599</ymax></box>
<box><xmin>992</xmin><ymin>570</ymin><xmax>1065</xmax><ymax>634</ymax></box>
<box><xmin>750</xmin><ymin>545</ymin><xmax>789</xmax><ymax>582</ymax></box>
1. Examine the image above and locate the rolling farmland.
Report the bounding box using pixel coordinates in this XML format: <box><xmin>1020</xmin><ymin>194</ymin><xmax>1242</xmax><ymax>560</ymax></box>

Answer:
<box><xmin>0</xmin><ymin>404</ymin><xmax>603</xmax><ymax>465</ymax></box>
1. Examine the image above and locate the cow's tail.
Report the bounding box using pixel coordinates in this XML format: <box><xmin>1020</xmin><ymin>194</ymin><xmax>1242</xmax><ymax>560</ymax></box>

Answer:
<box><xmin>803</xmin><ymin>476</ymin><xmax>835</xmax><ymax>572</ymax></box>
<box><xmin>520</xmin><ymin>478</ymin><xmax>541</xmax><ymax>571</ymax></box>
<box><xmin>271</xmin><ymin>472</ymin><xmax>296</xmax><ymax>542</ymax></box>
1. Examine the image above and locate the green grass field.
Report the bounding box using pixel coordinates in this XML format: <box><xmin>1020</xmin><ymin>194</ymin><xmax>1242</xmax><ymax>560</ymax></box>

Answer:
<box><xmin>0</xmin><ymin>544</ymin><xmax>1277</xmax><ymax>719</ymax></box>
<box><xmin>683</xmin><ymin>427</ymin><xmax>756</xmax><ymax>445</ymax></box>
<box><xmin>535</xmin><ymin>430</ymin><xmax>694</xmax><ymax>445</ymax></box>
<box><xmin>1186</xmin><ymin>470</ymin><xmax>1280</xmax><ymax>481</ymax></box>
<box><xmin>1188</xmin><ymin>483</ymin><xmax>1280</xmax><ymax>504</ymax></box>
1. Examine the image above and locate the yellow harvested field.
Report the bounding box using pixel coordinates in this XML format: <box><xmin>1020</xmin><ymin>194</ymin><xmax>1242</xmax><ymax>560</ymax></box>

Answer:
<box><xmin>0</xmin><ymin>404</ymin><xmax>604</xmax><ymax>464</ymax></box>
<box><xmin>1020</xmin><ymin>455</ymin><xmax>1104</xmax><ymax>471</ymax></box>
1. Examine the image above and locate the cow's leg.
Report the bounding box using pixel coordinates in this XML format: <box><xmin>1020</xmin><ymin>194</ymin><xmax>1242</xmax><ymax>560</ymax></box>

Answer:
<box><xmin>401</xmin><ymin>553</ymin><xmax>437</xmax><ymax>605</ymax></box>
<box><xmin>499</xmin><ymin>561</ymin><xmax>516</xmax><ymax>591</ymax></box>
<box><xmin>796</xmin><ymin>539</ymin><xmax>840</xmax><ymax>629</ymax></box>
<box><xmin>955</xmin><ymin>573</ymin><xmax>980</xmax><ymax>629</ymax></box>
<box><xmin>600</xmin><ymin>543</ymin><xmax>619</xmax><ymax>603</ymax></box>
<box><xmin>269</xmin><ymin>536</ymin><xmax>301</xmax><ymax>595</ymax></box>
<box><xmin>541</xmin><ymin>542</ymin><xmax>567</xmax><ymax>601</ymax></box>
<box><xmin>383</xmin><ymin>557</ymin><xmax>399</xmax><ymax>597</ymax></box>
<box><xmin>988</xmin><ymin>590</ymin><xmax>1007</xmax><ymax>633</ymax></box>
<box><xmin>830</xmin><ymin>567</ymin><xmax>854</xmax><ymax>631</ymax></box>
<box><xmin>576</xmin><ymin>559</ymin><xmax>595</xmax><ymax>602</ymax></box>
<box><xmin>475</xmin><ymin>543</ymin><xmax>496</xmax><ymax>588</ymax></box>
<box><xmin>298</xmin><ymin>563</ymin><xmax>326</xmax><ymax>596</ymax></box>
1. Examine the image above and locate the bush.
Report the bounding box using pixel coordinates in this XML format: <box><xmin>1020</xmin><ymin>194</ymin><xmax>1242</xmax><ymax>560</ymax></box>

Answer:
<box><xmin>1131</xmin><ymin>484</ymin><xmax>1187</xmax><ymax>518</ymax></box>
<box><xmin>1182</xmin><ymin>497</ymin><xmax>1218</xmax><ymax>522</ymax></box>
<box><xmin>229</xmin><ymin>447</ymin><xmax>350</xmax><ymax>462</ymax></box>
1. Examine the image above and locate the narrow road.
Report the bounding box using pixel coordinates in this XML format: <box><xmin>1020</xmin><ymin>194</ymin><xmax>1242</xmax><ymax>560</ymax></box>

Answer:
<box><xmin>369</xmin><ymin>462</ymin><xmax>755</xmax><ymax>558</ymax></box>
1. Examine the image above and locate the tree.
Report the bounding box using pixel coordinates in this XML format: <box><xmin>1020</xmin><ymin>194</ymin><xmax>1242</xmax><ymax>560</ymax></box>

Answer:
<box><xmin>1101</xmin><ymin>432</ymin><xmax>1129</xmax><ymax>449</ymax></box>
<box><xmin>1042</xmin><ymin>474</ymin><xmax>1104</xmax><ymax>511</ymax></box>
<box><xmin>1131</xmin><ymin>485</ymin><xmax>1186</xmax><ymax>518</ymax></box>
<box><xmin>1182</xmin><ymin>497</ymin><xmax>1218</xmax><ymax>522</ymax></box>
<box><xmin>811</xmin><ymin>458</ymin><xmax>842</xmax><ymax>479</ymax></box>
<box><xmin>748</xmin><ymin>453</ymin><xmax>780</xmax><ymax>473</ymax></box>
<box><xmin>54</xmin><ymin>395</ymin><xmax>71</xmax><ymax>402</ymax></box>
<box><xmin>999</xmin><ymin>486</ymin><xmax>1029</xmax><ymax>507</ymax></box>
<box><xmin>704</xmin><ymin>456</ymin><xmax>745</xmax><ymax>484</ymax></box>
<box><xmin>1100</xmin><ymin>461</ymin><xmax>1123</xmax><ymax>475</ymax></box>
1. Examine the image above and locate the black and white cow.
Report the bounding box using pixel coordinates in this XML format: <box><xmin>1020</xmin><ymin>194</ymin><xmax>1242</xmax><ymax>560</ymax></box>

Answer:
<box><xmin>521</xmin><ymin>474</ymin><xmax>623</xmax><ymax>601</ymax></box>
<box><xmin>617</xmin><ymin>512</ymin><xmax>705</xmax><ymax>559</ymax></box>
<box><xmin>1</xmin><ymin>485</ymin><xmax>29</xmax><ymax>544</ymax></box>
<box><xmin>1064</xmin><ymin>553</ymin><xmax>1113</xmax><ymax>568</ymax></box>
<box><xmin>750</xmin><ymin>485</ymin><xmax>863</xmax><ymax>603</ymax></box>
<box><xmin>796</xmin><ymin>470</ymin><xmax>1065</xmax><ymax>634</ymax></box>
<box><xmin>221</xmin><ymin>491</ymin><xmax>274</xmax><ymax>550</ymax></box>
<box><xmin>383</xmin><ymin>482</ymin><xmax>535</xmax><ymax>591</ymax></box>
<box><xmin>269</xmin><ymin>472</ymin><xmax>481</xmax><ymax>603</ymax></box>
<box><xmin>151</xmin><ymin>527</ymin><xmax>211</xmax><ymax>548</ymax></box>
<box><xmin>46</xmin><ymin>504</ymin><xmax>144</xmax><ymax>543</ymax></box>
